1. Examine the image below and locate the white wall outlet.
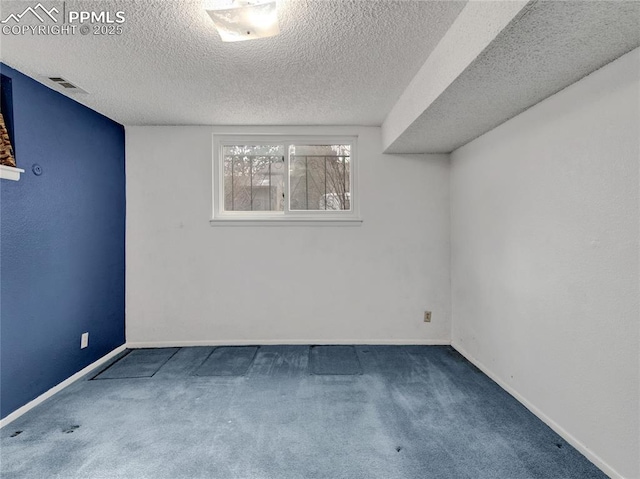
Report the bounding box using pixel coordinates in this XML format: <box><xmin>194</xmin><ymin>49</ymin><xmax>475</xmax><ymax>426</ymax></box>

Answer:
<box><xmin>81</xmin><ymin>332</ymin><xmax>89</xmax><ymax>349</ymax></box>
<box><xmin>424</xmin><ymin>311</ymin><xmax>432</xmax><ymax>322</ymax></box>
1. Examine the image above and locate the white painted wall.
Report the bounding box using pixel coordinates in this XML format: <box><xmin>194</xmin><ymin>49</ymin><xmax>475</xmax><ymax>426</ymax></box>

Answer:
<box><xmin>126</xmin><ymin>126</ymin><xmax>450</xmax><ymax>345</ymax></box>
<box><xmin>451</xmin><ymin>49</ymin><xmax>640</xmax><ymax>479</ymax></box>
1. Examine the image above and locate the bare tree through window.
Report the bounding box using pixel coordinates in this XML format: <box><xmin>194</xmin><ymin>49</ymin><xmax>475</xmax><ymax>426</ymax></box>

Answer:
<box><xmin>223</xmin><ymin>145</ymin><xmax>285</xmax><ymax>211</ymax></box>
<box><xmin>222</xmin><ymin>143</ymin><xmax>351</xmax><ymax>212</ymax></box>
<box><xmin>289</xmin><ymin>144</ymin><xmax>351</xmax><ymax>211</ymax></box>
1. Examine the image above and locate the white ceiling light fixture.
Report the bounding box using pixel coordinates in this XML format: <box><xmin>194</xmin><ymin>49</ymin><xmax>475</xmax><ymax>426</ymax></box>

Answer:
<box><xmin>206</xmin><ymin>0</ymin><xmax>280</xmax><ymax>42</ymax></box>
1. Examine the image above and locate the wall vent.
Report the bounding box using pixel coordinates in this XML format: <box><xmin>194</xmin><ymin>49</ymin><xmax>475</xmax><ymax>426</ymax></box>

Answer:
<box><xmin>47</xmin><ymin>77</ymin><xmax>87</xmax><ymax>93</ymax></box>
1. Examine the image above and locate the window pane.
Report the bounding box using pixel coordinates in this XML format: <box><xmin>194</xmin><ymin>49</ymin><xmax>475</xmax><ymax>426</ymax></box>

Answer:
<box><xmin>289</xmin><ymin>144</ymin><xmax>351</xmax><ymax>211</ymax></box>
<box><xmin>223</xmin><ymin>145</ymin><xmax>285</xmax><ymax>211</ymax></box>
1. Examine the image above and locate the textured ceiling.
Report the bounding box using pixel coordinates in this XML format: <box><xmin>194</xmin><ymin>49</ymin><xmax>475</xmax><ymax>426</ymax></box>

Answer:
<box><xmin>0</xmin><ymin>0</ymin><xmax>467</xmax><ymax>126</ymax></box>
<box><xmin>383</xmin><ymin>0</ymin><xmax>640</xmax><ymax>153</ymax></box>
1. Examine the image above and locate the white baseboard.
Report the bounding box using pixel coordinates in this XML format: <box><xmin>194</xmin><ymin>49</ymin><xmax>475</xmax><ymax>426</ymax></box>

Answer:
<box><xmin>126</xmin><ymin>339</ymin><xmax>451</xmax><ymax>348</ymax></box>
<box><xmin>0</xmin><ymin>344</ymin><xmax>127</xmax><ymax>429</ymax></box>
<box><xmin>451</xmin><ymin>341</ymin><xmax>624</xmax><ymax>479</ymax></box>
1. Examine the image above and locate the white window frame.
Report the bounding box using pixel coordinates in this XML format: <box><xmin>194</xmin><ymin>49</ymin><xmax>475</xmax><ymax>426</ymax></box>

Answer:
<box><xmin>211</xmin><ymin>135</ymin><xmax>361</xmax><ymax>226</ymax></box>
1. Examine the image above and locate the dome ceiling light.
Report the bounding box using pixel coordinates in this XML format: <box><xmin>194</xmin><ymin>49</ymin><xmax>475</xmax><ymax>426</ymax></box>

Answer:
<box><xmin>206</xmin><ymin>0</ymin><xmax>280</xmax><ymax>42</ymax></box>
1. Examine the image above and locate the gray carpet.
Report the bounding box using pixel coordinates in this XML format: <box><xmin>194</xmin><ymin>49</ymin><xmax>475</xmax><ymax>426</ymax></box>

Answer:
<box><xmin>92</xmin><ymin>348</ymin><xmax>178</xmax><ymax>379</ymax></box>
<box><xmin>194</xmin><ymin>346</ymin><xmax>258</xmax><ymax>377</ymax></box>
<box><xmin>0</xmin><ymin>346</ymin><xmax>606</xmax><ymax>479</ymax></box>
<box><xmin>309</xmin><ymin>345</ymin><xmax>362</xmax><ymax>375</ymax></box>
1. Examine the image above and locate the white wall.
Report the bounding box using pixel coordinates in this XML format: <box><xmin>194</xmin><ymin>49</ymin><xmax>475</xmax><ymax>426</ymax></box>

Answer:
<box><xmin>126</xmin><ymin>126</ymin><xmax>450</xmax><ymax>345</ymax></box>
<box><xmin>451</xmin><ymin>48</ymin><xmax>639</xmax><ymax>479</ymax></box>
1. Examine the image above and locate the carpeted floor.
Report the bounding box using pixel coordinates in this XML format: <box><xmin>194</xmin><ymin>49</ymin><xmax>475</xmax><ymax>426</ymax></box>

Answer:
<box><xmin>0</xmin><ymin>345</ymin><xmax>606</xmax><ymax>479</ymax></box>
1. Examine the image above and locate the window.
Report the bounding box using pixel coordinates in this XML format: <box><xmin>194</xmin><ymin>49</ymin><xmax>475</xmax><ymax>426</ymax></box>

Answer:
<box><xmin>212</xmin><ymin>136</ymin><xmax>360</xmax><ymax>224</ymax></box>
<box><xmin>223</xmin><ymin>144</ymin><xmax>285</xmax><ymax>212</ymax></box>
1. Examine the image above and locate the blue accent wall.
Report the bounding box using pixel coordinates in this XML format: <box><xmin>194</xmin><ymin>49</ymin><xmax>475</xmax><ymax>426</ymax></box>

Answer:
<box><xmin>0</xmin><ymin>64</ymin><xmax>125</xmax><ymax>419</ymax></box>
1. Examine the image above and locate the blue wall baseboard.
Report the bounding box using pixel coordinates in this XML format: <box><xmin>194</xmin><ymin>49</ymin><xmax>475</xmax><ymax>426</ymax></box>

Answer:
<box><xmin>0</xmin><ymin>64</ymin><xmax>126</xmax><ymax>419</ymax></box>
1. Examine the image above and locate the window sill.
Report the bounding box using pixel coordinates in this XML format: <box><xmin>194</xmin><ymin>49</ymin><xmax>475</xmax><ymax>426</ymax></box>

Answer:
<box><xmin>209</xmin><ymin>217</ymin><xmax>363</xmax><ymax>227</ymax></box>
<box><xmin>0</xmin><ymin>165</ymin><xmax>25</xmax><ymax>181</ymax></box>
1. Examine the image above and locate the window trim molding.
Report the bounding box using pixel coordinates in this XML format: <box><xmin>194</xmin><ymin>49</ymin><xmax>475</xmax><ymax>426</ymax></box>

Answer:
<box><xmin>211</xmin><ymin>134</ymin><xmax>361</xmax><ymax>225</ymax></box>
<box><xmin>209</xmin><ymin>217</ymin><xmax>363</xmax><ymax>227</ymax></box>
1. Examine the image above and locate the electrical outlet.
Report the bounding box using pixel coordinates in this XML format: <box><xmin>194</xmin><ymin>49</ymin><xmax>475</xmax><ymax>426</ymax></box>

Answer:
<box><xmin>424</xmin><ymin>311</ymin><xmax>432</xmax><ymax>323</ymax></box>
<box><xmin>81</xmin><ymin>332</ymin><xmax>89</xmax><ymax>349</ymax></box>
